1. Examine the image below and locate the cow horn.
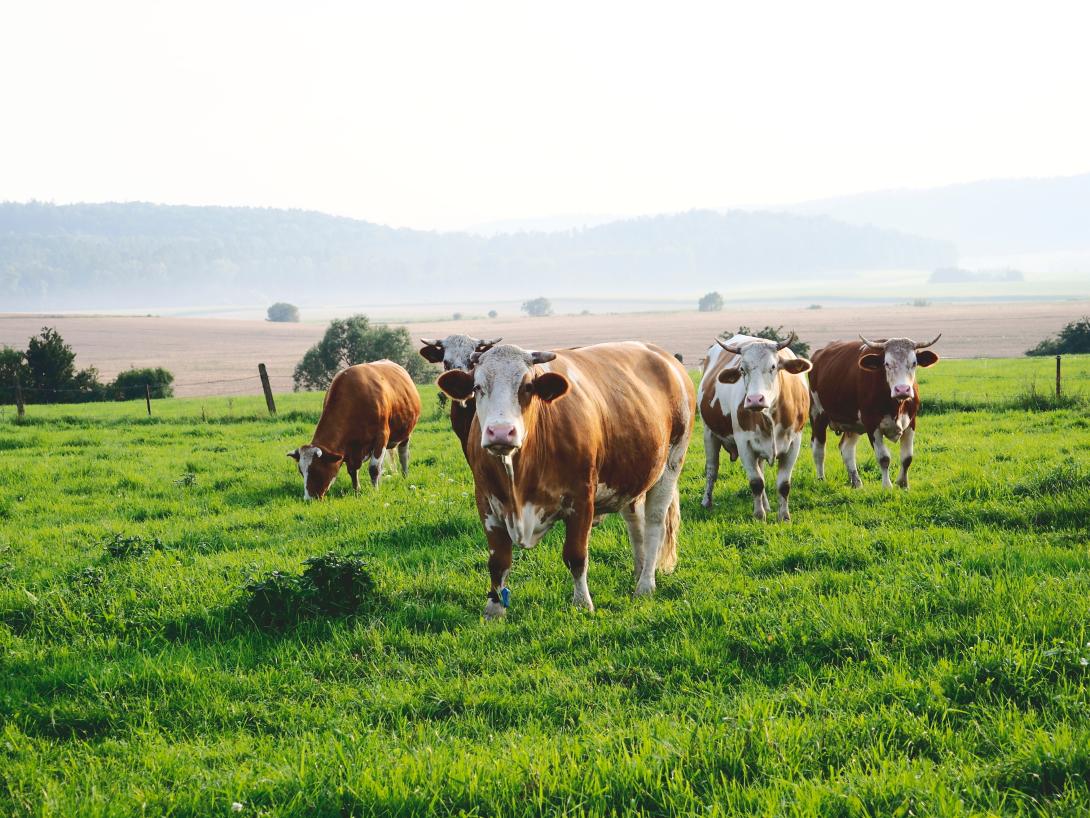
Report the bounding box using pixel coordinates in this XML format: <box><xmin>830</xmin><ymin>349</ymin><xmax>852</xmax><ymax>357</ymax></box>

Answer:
<box><xmin>914</xmin><ymin>333</ymin><xmax>942</xmax><ymax>350</ymax></box>
<box><xmin>776</xmin><ymin>332</ymin><xmax>796</xmax><ymax>351</ymax></box>
<box><xmin>716</xmin><ymin>337</ymin><xmax>744</xmax><ymax>355</ymax></box>
<box><xmin>420</xmin><ymin>338</ymin><xmax>441</xmax><ymax>347</ymax></box>
<box><xmin>530</xmin><ymin>350</ymin><xmax>557</xmax><ymax>364</ymax></box>
<box><xmin>859</xmin><ymin>334</ymin><xmax>887</xmax><ymax>350</ymax></box>
<box><xmin>476</xmin><ymin>337</ymin><xmax>501</xmax><ymax>350</ymax></box>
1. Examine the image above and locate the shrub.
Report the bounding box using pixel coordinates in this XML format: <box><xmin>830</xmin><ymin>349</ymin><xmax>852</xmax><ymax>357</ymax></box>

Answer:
<box><xmin>15</xmin><ymin>327</ymin><xmax>105</xmax><ymax>403</ymax></box>
<box><xmin>1026</xmin><ymin>316</ymin><xmax>1090</xmax><ymax>356</ymax></box>
<box><xmin>267</xmin><ymin>303</ymin><xmax>300</xmax><ymax>323</ymax></box>
<box><xmin>104</xmin><ymin>534</ymin><xmax>165</xmax><ymax>559</ymax></box>
<box><xmin>488</xmin><ymin>310</ymin><xmax>498</xmax><ymax>319</ymax></box>
<box><xmin>521</xmin><ymin>297</ymin><xmax>553</xmax><ymax>317</ymax></box>
<box><xmin>110</xmin><ymin>367</ymin><xmax>175</xmax><ymax>399</ymax></box>
<box><xmin>293</xmin><ymin>314</ymin><xmax>430</xmax><ymax>390</ymax></box>
<box><xmin>244</xmin><ymin>552</ymin><xmax>376</xmax><ymax>629</ymax></box>
<box><xmin>452</xmin><ymin>312</ymin><xmax>463</xmax><ymax>321</ymax></box>
<box><xmin>727</xmin><ymin>325</ymin><xmax>811</xmax><ymax>358</ymax></box>
<box><xmin>698</xmin><ymin>292</ymin><xmax>724</xmax><ymax>312</ymax></box>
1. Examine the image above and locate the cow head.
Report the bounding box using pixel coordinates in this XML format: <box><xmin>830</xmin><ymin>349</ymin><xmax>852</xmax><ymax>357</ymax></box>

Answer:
<box><xmin>436</xmin><ymin>344</ymin><xmax>568</xmax><ymax>456</ymax></box>
<box><xmin>419</xmin><ymin>335</ymin><xmax>502</xmax><ymax>371</ymax></box>
<box><xmin>858</xmin><ymin>334</ymin><xmax>941</xmax><ymax>400</ymax></box>
<box><xmin>715</xmin><ymin>334</ymin><xmax>812</xmax><ymax>411</ymax></box>
<box><xmin>287</xmin><ymin>444</ymin><xmax>343</xmax><ymax>500</ymax></box>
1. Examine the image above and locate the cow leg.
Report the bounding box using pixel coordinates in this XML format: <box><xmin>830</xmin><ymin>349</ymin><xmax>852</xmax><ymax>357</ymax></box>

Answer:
<box><xmin>368</xmin><ymin>449</ymin><xmax>387</xmax><ymax>487</ymax></box>
<box><xmin>839</xmin><ymin>433</ymin><xmax>862</xmax><ymax>488</ymax></box>
<box><xmin>775</xmin><ymin>434</ymin><xmax>802</xmax><ymax>522</ymax></box>
<box><xmin>869</xmin><ymin>429</ymin><xmax>894</xmax><ymax>489</ymax></box>
<box><xmin>896</xmin><ymin>427</ymin><xmax>915</xmax><ymax>489</ymax></box>
<box><xmin>636</xmin><ymin>453</ymin><xmax>683</xmax><ymax>596</ymax></box>
<box><xmin>738</xmin><ymin>447</ymin><xmax>767</xmax><ymax>521</ymax></box>
<box><xmin>621</xmin><ymin>497</ymin><xmax>647</xmax><ymax>579</ymax></box>
<box><xmin>348</xmin><ymin>466</ymin><xmax>361</xmax><ymax>493</ymax></box>
<box><xmin>563</xmin><ymin>497</ymin><xmax>596</xmax><ymax>612</ymax></box>
<box><xmin>479</xmin><ymin>499</ymin><xmax>513</xmax><ymax>620</ymax></box>
<box><xmin>811</xmin><ymin>412</ymin><xmax>829</xmax><ymax>480</ymax></box>
<box><xmin>701</xmin><ymin>427</ymin><xmax>721</xmax><ymax>509</ymax></box>
<box><xmin>397</xmin><ymin>438</ymin><xmax>410</xmax><ymax>477</ymax></box>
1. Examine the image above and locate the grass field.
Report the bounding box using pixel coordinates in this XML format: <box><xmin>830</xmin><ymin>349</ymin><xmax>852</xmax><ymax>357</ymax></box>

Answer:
<box><xmin>1</xmin><ymin>356</ymin><xmax>1089</xmax><ymax>817</ymax></box>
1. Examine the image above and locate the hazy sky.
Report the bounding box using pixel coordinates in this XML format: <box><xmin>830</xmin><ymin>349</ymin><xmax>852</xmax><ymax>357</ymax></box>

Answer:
<box><xmin>2</xmin><ymin>1</ymin><xmax>1088</xmax><ymax>231</ymax></box>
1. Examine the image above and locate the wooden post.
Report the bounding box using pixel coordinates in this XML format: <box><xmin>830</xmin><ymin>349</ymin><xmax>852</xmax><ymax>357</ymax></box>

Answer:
<box><xmin>1056</xmin><ymin>355</ymin><xmax>1062</xmax><ymax>398</ymax></box>
<box><xmin>14</xmin><ymin>375</ymin><xmax>25</xmax><ymax>419</ymax></box>
<box><xmin>258</xmin><ymin>363</ymin><xmax>277</xmax><ymax>416</ymax></box>
<box><xmin>145</xmin><ymin>384</ymin><xmax>152</xmax><ymax>416</ymax></box>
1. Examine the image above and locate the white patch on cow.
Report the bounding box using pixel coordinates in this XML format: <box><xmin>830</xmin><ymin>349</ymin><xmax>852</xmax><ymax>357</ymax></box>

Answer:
<box><xmin>571</xmin><ymin>565</ymin><xmax>594</xmax><ymax>611</ymax></box>
<box><xmin>484</xmin><ymin>495</ymin><xmax>505</xmax><ymax>532</ymax></box>
<box><xmin>593</xmin><ymin>482</ymin><xmax>627</xmax><ymax>514</ymax></box>
<box><xmin>879</xmin><ymin>412</ymin><xmax>911</xmax><ymax>441</ymax></box>
<box><xmin>810</xmin><ymin>390</ymin><xmax>824</xmax><ymax>419</ymax></box>
<box><xmin>296</xmin><ymin>444</ymin><xmax>323</xmax><ymax>500</ymax></box>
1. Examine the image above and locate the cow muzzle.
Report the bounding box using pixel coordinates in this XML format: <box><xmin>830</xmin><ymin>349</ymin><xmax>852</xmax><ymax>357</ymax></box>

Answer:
<box><xmin>891</xmin><ymin>384</ymin><xmax>913</xmax><ymax>400</ymax></box>
<box><xmin>743</xmin><ymin>393</ymin><xmax>768</xmax><ymax>410</ymax></box>
<box><xmin>484</xmin><ymin>423</ymin><xmax>520</xmax><ymax>455</ymax></box>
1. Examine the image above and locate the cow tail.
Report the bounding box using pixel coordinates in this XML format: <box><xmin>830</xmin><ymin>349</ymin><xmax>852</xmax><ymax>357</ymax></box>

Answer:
<box><xmin>657</xmin><ymin>485</ymin><xmax>680</xmax><ymax>574</ymax></box>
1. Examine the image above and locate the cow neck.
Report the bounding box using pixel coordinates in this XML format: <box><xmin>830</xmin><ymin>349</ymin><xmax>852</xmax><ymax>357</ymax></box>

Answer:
<box><xmin>488</xmin><ymin>395</ymin><xmax>549</xmax><ymax>514</ymax></box>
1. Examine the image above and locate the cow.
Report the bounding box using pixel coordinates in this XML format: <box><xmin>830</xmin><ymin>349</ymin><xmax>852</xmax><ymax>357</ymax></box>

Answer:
<box><xmin>287</xmin><ymin>360</ymin><xmax>421</xmax><ymax>499</ymax></box>
<box><xmin>419</xmin><ymin>335</ymin><xmax>501</xmax><ymax>451</ymax></box>
<box><xmin>436</xmin><ymin>342</ymin><xmax>695</xmax><ymax>619</ymax></box>
<box><xmin>808</xmin><ymin>334</ymin><xmax>941</xmax><ymax>489</ymax></box>
<box><xmin>698</xmin><ymin>334</ymin><xmax>812</xmax><ymax>521</ymax></box>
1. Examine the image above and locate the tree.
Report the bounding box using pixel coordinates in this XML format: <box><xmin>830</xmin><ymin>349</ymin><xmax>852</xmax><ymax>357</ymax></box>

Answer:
<box><xmin>488</xmin><ymin>310</ymin><xmax>498</xmax><ymax>319</ymax></box>
<box><xmin>1027</xmin><ymin>316</ymin><xmax>1090</xmax><ymax>356</ymax></box>
<box><xmin>727</xmin><ymin>325</ymin><xmax>811</xmax><ymax>358</ymax></box>
<box><xmin>698</xmin><ymin>292</ymin><xmax>724</xmax><ymax>312</ymax></box>
<box><xmin>267</xmin><ymin>302</ymin><xmax>300</xmax><ymax>322</ymax></box>
<box><xmin>111</xmin><ymin>367</ymin><xmax>175</xmax><ymax>399</ymax></box>
<box><xmin>293</xmin><ymin>314</ymin><xmax>430</xmax><ymax>391</ymax></box>
<box><xmin>521</xmin><ymin>297</ymin><xmax>553</xmax><ymax>317</ymax></box>
<box><xmin>25</xmin><ymin>327</ymin><xmax>77</xmax><ymax>391</ymax></box>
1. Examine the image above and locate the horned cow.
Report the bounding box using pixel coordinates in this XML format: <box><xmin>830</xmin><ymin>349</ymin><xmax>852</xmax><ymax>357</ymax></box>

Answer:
<box><xmin>698</xmin><ymin>334</ymin><xmax>812</xmax><ymax>521</ymax></box>
<box><xmin>288</xmin><ymin>360</ymin><xmax>421</xmax><ymax>499</ymax></box>
<box><xmin>419</xmin><ymin>334</ymin><xmax>501</xmax><ymax>452</ymax></box>
<box><xmin>437</xmin><ymin>342</ymin><xmax>695</xmax><ymax>619</ymax></box>
<box><xmin>809</xmin><ymin>334</ymin><xmax>941</xmax><ymax>489</ymax></box>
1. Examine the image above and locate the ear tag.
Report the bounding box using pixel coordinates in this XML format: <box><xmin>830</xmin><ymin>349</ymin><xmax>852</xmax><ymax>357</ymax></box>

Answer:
<box><xmin>500</xmin><ymin>587</ymin><xmax>510</xmax><ymax>608</ymax></box>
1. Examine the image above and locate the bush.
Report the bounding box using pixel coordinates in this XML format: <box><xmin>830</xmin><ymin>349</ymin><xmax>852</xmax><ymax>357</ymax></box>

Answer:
<box><xmin>111</xmin><ymin>367</ymin><xmax>174</xmax><ymax>400</ymax></box>
<box><xmin>1027</xmin><ymin>316</ymin><xmax>1090</xmax><ymax>356</ymax></box>
<box><xmin>2</xmin><ymin>327</ymin><xmax>105</xmax><ymax>404</ymax></box>
<box><xmin>293</xmin><ymin>314</ymin><xmax>430</xmax><ymax>390</ymax></box>
<box><xmin>244</xmin><ymin>552</ymin><xmax>376</xmax><ymax>630</ymax></box>
<box><xmin>104</xmin><ymin>533</ymin><xmax>165</xmax><ymax>559</ymax></box>
<box><xmin>698</xmin><ymin>292</ymin><xmax>724</xmax><ymax>312</ymax></box>
<box><xmin>267</xmin><ymin>303</ymin><xmax>300</xmax><ymax>322</ymax></box>
<box><xmin>452</xmin><ymin>312</ymin><xmax>463</xmax><ymax>321</ymax></box>
<box><xmin>488</xmin><ymin>310</ymin><xmax>498</xmax><ymax>319</ymax></box>
<box><xmin>728</xmin><ymin>325</ymin><xmax>811</xmax><ymax>358</ymax></box>
<box><xmin>521</xmin><ymin>297</ymin><xmax>553</xmax><ymax>317</ymax></box>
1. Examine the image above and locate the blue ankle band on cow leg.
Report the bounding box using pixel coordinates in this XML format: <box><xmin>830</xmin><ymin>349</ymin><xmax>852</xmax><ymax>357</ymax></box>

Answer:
<box><xmin>500</xmin><ymin>587</ymin><xmax>510</xmax><ymax>607</ymax></box>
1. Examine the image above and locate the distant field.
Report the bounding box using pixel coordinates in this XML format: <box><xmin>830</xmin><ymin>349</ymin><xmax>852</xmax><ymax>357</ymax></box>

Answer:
<box><xmin>2</xmin><ymin>299</ymin><xmax>1088</xmax><ymax>397</ymax></box>
<box><xmin>1</xmin><ymin>357</ymin><xmax>1089</xmax><ymax>816</ymax></box>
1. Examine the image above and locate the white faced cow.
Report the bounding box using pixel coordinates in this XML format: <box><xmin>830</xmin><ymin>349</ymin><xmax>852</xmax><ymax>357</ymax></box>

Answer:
<box><xmin>698</xmin><ymin>334</ymin><xmax>812</xmax><ymax>521</ymax></box>
<box><xmin>437</xmin><ymin>342</ymin><xmax>695</xmax><ymax>619</ymax></box>
<box><xmin>419</xmin><ymin>335</ymin><xmax>501</xmax><ymax>453</ymax></box>
<box><xmin>809</xmin><ymin>334</ymin><xmax>940</xmax><ymax>489</ymax></box>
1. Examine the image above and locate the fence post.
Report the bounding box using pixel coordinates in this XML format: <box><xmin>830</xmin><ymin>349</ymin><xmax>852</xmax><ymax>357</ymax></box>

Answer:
<box><xmin>1056</xmin><ymin>355</ymin><xmax>1061</xmax><ymax>398</ymax></box>
<box><xmin>14</xmin><ymin>375</ymin><xmax>25</xmax><ymax>419</ymax></box>
<box><xmin>258</xmin><ymin>363</ymin><xmax>277</xmax><ymax>416</ymax></box>
<box><xmin>145</xmin><ymin>384</ymin><xmax>152</xmax><ymax>416</ymax></box>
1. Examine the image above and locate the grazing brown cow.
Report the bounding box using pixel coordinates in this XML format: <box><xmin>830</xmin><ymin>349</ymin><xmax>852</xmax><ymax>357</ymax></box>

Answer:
<box><xmin>288</xmin><ymin>360</ymin><xmax>421</xmax><ymax>499</ymax></box>
<box><xmin>419</xmin><ymin>335</ymin><xmax>501</xmax><ymax>451</ymax></box>
<box><xmin>809</xmin><ymin>334</ymin><xmax>941</xmax><ymax>489</ymax></box>
<box><xmin>698</xmin><ymin>334</ymin><xmax>812</xmax><ymax>520</ymax></box>
<box><xmin>437</xmin><ymin>342</ymin><xmax>695</xmax><ymax>619</ymax></box>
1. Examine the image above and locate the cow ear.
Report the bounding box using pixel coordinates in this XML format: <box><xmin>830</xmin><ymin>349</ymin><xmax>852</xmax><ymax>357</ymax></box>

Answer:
<box><xmin>323</xmin><ymin>450</ymin><xmax>344</xmax><ymax>462</ymax></box>
<box><xmin>717</xmin><ymin>367</ymin><xmax>742</xmax><ymax>384</ymax></box>
<box><xmin>532</xmin><ymin>372</ymin><xmax>569</xmax><ymax>402</ymax></box>
<box><xmin>419</xmin><ymin>343</ymin><xmax>444</xmax><ymax>363</ymax></box>
<box><xmin>859</xmin><ymin>354</ymin><xmax>884</xmax><ymax>371</ymax></box>
<box><xmin>287</xmin><ymin>449</ymin><xmax>300</xmax><ymax>461</ymax></box>
<box><xmin>916</xmin><ymin>350</ymin><xmax>939</xmax><ymax>368</ymax></box>
<box><xmin>437</xmin><ymin>369</ymin><xmax>475</xmax><ymax>401</ymax></box>
<box><xmin>780</xmin><ymin>357</ymin><xmax>812</xmax><ymax>375</ymax></box>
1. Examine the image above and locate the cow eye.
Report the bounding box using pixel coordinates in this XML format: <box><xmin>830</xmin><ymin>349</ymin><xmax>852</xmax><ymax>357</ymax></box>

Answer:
<box><xmin>473</xmin><ymin>384</ymin><xmax>483</xmax><ymax>395</ymax></box>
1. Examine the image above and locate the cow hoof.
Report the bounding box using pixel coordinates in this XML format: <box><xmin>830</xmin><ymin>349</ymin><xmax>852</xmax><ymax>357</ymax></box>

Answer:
<box><xmin>572</xmin><ymin>596</ymin><xmax>595</xmax><ymax>612</ymax></box>
<box><xmin>778</xmin><ymin>512</ymin><xmax>791</xmax><ymax>523</ymax></box>
<box><xmin>897</xmin><ymin>479</ymin><xmax>909</xmax><ymax>490</ymax></box>
<box><xmin>753</xmin><ymin>511</ymin><xmax>767</xmax><ymax>522</ymax></box>
<box><xmin>634</xmin><ymin>579</ymin><xmax>656</xmax><ymax>597</ymax></box>
<box><xmin>483</xmin><ymin>601</ymin><xmax>507</xmax><ymax>621</ymax></box>
<box><xmin>700</xmin><ymin>496</ymin><xmax>713</xmax><ymax>510</ymax></box>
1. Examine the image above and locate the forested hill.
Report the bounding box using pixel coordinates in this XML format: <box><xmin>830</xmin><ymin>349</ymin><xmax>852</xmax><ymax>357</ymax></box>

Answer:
<box><xmin>0</xmin><ymin>202</ymin><xmax>954</xmax><ymax>309</ymax></box>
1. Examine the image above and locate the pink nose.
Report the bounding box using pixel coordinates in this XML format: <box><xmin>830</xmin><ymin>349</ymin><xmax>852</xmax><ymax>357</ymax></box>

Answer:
<box><xmin>744</xmin><ymin>393</ymin><xmax>767</xmax><ymax>409</ymax></box>
<box><xmin>893</xmin><ymin>385</ymin><xmax>912</xmax><ymax>399</ymax></box>
<box><xmin>485</xmin><ymin>424</ymin><xmax>517</xmax><ymax>445</ymax></box>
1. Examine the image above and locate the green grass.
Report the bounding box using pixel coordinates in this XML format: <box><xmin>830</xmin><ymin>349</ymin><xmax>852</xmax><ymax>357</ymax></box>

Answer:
<box><xmin>1</xmin><ymin>357</ymin><xmax>1088</xmax><ymax>817</ymax></box>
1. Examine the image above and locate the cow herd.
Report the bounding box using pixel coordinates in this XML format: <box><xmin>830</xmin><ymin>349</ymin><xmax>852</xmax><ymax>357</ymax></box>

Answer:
<box><xmin>288</xmin><ymin>331</ymin><xmax>941</xmax><ymax>618</ymax></box>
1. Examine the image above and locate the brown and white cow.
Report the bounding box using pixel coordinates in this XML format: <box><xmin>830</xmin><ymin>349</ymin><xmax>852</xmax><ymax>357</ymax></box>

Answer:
<box><xmin>288</xmin><ymin>360</ymin><xmax>421</xmax><ymax>499</ymax></box>
<box><xmin>419</xmin><ymin>335</ymin><xmax>501</xmax><ymax>451</ymax></box>
<box><xmin>437</xmin><ymin>342</ymin><xmax>695</xmax><ymax>619</ymax></box>
<box><xmin>698</xmin><ymin>334</ymin><xmax>812</xmax><ymax>521</ymax></box>
<box><xmin>809</xmin><ymin>334</ymin><xmax>940</xmax><ymax>489</ymax></box>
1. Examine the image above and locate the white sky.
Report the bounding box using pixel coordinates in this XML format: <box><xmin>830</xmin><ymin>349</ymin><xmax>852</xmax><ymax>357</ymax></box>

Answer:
<box><xmin>1</xmin><ymin>0</ymin><xmax>1088</xmax><ymax>231</ymax></box>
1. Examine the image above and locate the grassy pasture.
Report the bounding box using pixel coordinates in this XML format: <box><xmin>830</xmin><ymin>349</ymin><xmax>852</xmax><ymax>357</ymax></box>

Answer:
<box><xmin>0</xmin><ymin>356</ymin><xmax>1089</xmax><ymax>817</ymax></box>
